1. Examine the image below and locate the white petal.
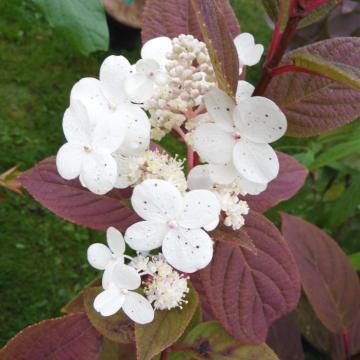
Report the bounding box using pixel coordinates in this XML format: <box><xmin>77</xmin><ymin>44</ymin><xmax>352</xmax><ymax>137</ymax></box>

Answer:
<box><xmin>112</xmin><ymin>263</ymin><xmax>141</xmax><ymax>290</ymax></box>
<box><xmin>162</xmin><ymin>228</ymin><xmax>213</xmax><ymax>273</ymax></box>
<box><xmin>70</xmin><ymin>78</ymin><xmax>109</xmax><ymax>124</ymax></box>
<box><xmin>179</xmin><ymin>190</ymin><xmax>221</xmax><ymax>229</ymax></box>
<box><xmin>102</xmin><ymin>260</ymin><xmax>118</xmax><ymax>289</ymax></box>
<box><xmin>141</xmin><ymin>36</ymin><xmax>172</xmax><ymax>67</ymax></box>
<box><xmin>125</xmin><ymin>221</ymin><xmax>168</xmax><ymax>251</ymax></box>
<box><xmin>204</xmin><ymin>88</ymin><xmax>235</xmax><ymax>132</ymax></box>
<box><xmin>115</xmin><ymin>104</ymin><xmax>150</xmax><ymax>156</ymax></box>
<box><xmin>131</xmin><ymin>179</ymin><xmax>183</xmax><ymax>222</ymax></box>
<box><xmin>122</xmin><ymin>291</ymin><xmax>154</xmax><ymax>324</ymax></box>
<box><xmin>94</xmin><ymin>286</ymin><xmax>125</xmax><ymax>317</ymax></box>
<box><xmin>124</xmin><ymin>73</ymin><xmax>156</xmax><ymax>104</ymax></box>
<box><xmin>63</xmin><ymin>100</ymin><xmax>92</xmax><ymax>143</ymax></box>
<box><xmin>234</xmin><ymin>33</ymin><xmax>264</xmax><ymax>66</ymax></box>
<box><xmin>208</xmin><ymin>163</ymin><xmax>238</xmax><ymax>185</ymax></box>
<box><xmin>236</xmin><ymin>176</ymin><xmax>268</xmax><ymax>196</ymax></box>
<box><xmin>204</xmin><ymin>217</ymin><xmax>219</xmax><ymax>231</ymax></box>
<box><xmin>87</xmin><ymin>243</ymin><xmax>112</xmax><ymax>270</ymax></box>
<box><xmin>81</xmin><ymin>152</ymin><xmax>117</xmax><ymax>195</ymax></box>
<box><xmin>107</xmin><ymin>227</ymin><xmax>125</xmax><ymax>256</ymax></box>
<box><xmin>91</xmin><ymin>111</ymin><xmax>126</xmax><ymax>153</ymax></box>
<box><xmin>234</xmin><ymin>97</ymin><xmax>287</xmax><ymax>144</ymax></box>
<box><xmin>233</xmin><ymin>139</ymin><xmax>279</xmax><ymax>184</ymax></box>
<box><xmin>136</xmin><ymin>58</ymin><xmax>160</xmax><ymax>75</ymax></box>
<box><xmin>236</xmin><ymin>80</ymin><xmax>254</xmax><ymax>102</ymax></box>
<box><xmin>193</xmin><ymin>123</ymin><xmax>235</xmax><ymax>165</ymax></box>
<box><xmin>187</xmin><ymin>165</ymin><xmax>214</xmax><ymax>190</ymax></box>
<box><xmin>99</xmin><ymin>55</ymin><xmax>132</xmax><ymax>106</ymax></box>
<box><xmin>56</xmin><ymin>143</ymin><xmax>85</xmax><ymax>180</ymax></box>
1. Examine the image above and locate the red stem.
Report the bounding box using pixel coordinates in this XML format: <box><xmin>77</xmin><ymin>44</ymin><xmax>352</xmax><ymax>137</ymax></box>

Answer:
<box><xmin>270</xmin><ymin>64</ymin><xmax>330</xmax><ymax>79</ymax></box>
<box><xmin>160</xmin><ymin>350</ymin><xmax>169</xmax><ymax>360</ymax></box>
<box><xmin>342</xmin><ymin>332</ymin><xmax>351</xmax><ymax>359</ymax></box>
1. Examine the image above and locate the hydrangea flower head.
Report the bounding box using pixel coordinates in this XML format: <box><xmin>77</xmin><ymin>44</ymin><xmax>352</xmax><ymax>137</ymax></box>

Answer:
<box><xmin>124</xmin><ymin>179</ymin><xmax>221</xmax><ymax>273</ymax></box>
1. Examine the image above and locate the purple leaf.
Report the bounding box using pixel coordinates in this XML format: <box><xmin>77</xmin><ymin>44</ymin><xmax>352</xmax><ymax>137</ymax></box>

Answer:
<box><xmin>267</xmin><ymin>314</ymin><xmax>304</xmax><ymax>360</ymax></box>
<box><xmin>241</xmin><ymin>152</ymin><xmax>308</xmax><ymax>213</ymax></box>
<box><xmin>265</xmin><ymin>37</ymin><xmax>360</xmax><ymax>137</ymax></box>
<box><xmin>191</xmin><ymin>211</ymin><xmax>300</xmax><ymax>343</ymax></box>
<box><xmin>0</xmin><ymin>312</ymin><xmax>102</xmax><ymax>359</ymax></box>
<box><xmin>281</xmin><ymin>213</ymin><xmax>360</xmax><ymax>334</ymax></box>
<box><xmin>141</xmin><ymin>0</ymin><xmax>240</xmax><ymax>43</ymax></box>
<box><xmin>19</xmin><ymin>157</ymin><xmax>139</xmax><ymax>232</ymax></box>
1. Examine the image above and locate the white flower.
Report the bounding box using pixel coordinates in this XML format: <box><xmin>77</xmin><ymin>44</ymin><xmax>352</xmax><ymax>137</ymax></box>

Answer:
<box><xmin>193</xmin><ymin>84</ymin><xmax>287</xmax><ymax>186</ymax></box>
<box><xmin>124</xmin><ymin>179</ymin><xmax>221</xmax><ymax>273</ymax></box>
<box><xmin>70</xmin><ymin>55</ymin><xmax>133</xmax><ymax>124</ymax></box>
<box><xmin>87</xmin><ymin>227</ymin><xmax>126</xmax><ymax>289</ymax></box>
<box><xmin>234</xmin><ymin>33</ymin><xmax>264</xmax><ymax>73</ymax></box>
<box><xmin>93</xmin><ymin>262</ymin><xmax>154</xmax><ymax>323</ymax></box>
<box><xmin>56</xmin><ymin>101</ymin><xmax>125</xmax><ymax>195</ymax></box>
<box><xmin>124</xmin><ymin>37</ymin><xmax>172</xmax><ymax>104</ymax></box>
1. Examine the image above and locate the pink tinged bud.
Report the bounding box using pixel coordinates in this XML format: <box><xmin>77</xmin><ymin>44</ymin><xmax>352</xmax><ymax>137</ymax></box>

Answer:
<box><xmin>167</xmin><ymin>220</ymin><xmax>178</xmax><ymax>229</ymax></box>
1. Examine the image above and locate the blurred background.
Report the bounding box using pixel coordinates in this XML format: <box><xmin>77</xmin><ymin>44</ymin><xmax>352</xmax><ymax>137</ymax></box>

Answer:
<box><xmin>0</xmin><ymin>1</ymin><xmax>359</xmax><ymax>358</ymax></box>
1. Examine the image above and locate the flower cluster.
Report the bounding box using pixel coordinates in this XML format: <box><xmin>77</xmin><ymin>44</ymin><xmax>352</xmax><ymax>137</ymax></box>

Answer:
<box><xmin>56</xmin><ymin>31</ymin><xmax>287</xmax><ymax>323</ymax></box>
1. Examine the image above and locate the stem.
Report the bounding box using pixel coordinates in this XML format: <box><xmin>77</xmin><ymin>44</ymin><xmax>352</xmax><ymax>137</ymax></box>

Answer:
<box><xmin>254</xmin><ymin>14</ymin><xmax>302</xmax><ymax>96</ymax></box>
<box><xmin>187</xmin><ymin>145</ymin><xmax>195</xmax><ymax>171</ymax></box>
<box><xmin>160</xmin><ymin>350</ymin><xmax>169</xmax><ymax>360</ymax></box>
<box><xmin>342</xmin><ymin>332</ymin><xmax>350</xmax><ymax>359</ymax></box>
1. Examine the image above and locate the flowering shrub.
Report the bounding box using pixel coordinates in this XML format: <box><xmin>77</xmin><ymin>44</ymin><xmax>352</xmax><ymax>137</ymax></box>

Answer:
<box><xmin>1</xmin><ymin>0</ymin><xmax>360</xmax><ymax>359</ymax></box>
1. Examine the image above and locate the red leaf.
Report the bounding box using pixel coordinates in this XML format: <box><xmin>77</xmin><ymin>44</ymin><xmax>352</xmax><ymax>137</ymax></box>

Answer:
<box><xmin>191</xmin><ymin>211</ymin><xmax>300</xmax><ymax>343</ymax></box>
<box><xmin>241</xmin><ymin>152</ymin><xmax>308</xmax><ymax>213</ymax></box>
<box><xmin>265</xmin><ymin>38</ymin><xmax>360</xmax><ymax>137</ymax></box>
<box><xmin>281</xmin><ymin>213</ymin><xmax>360</xmax><ymax>334</ymax></box>
<box><xmin>266</xmin><ymin>314</ymin><xmax>304</xmax><ymax>360</ymax></box>
<box><xmin>19</xmin><ymin>157</ymin><xmax>139</xmax><ymax>232</ymax></box>
<box><xmin>0</xmin><ymin>312</ymin><xmax>102</xmax><ymax>360</ymax></box>
<box><xmin>141</xmin><ymin>0</ymin><xmax>240</xmax><ymax>43</ymax></box>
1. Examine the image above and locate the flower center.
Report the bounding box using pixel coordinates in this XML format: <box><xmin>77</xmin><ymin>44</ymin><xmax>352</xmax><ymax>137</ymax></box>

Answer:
<box><xmin>83</xmin><ymin>145</ymin><xmax>92</xmax><ymax>153</ymax></box>
<box><xmin>167</xmin><ymin>220</ymin><xmax>178</xmax><ymax>229</ymax></box>
<box><xmin>232</xmin><ymin>132</ymin><xmax>241</xmax><ymax>141</ymax></box>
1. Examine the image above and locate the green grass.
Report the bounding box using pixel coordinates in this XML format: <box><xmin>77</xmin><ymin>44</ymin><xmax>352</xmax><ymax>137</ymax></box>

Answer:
<box><xmin>0</xmin><ymin>0</ymin><xmax>271</xmax><ymax>346</ymax></box>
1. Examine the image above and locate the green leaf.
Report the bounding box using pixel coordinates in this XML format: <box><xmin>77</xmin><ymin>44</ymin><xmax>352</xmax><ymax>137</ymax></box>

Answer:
<box><xmin>84</xmin><ymin>287</ymin><xmax>135</xmax><ymax>344</ymax></box>
<box><xmin>135</xmin><ymin>286</ymin><xmax>198</xmax><ymax>360</ymax></box>
<box><xmin>32</xmin><ymin>0</ymin><xmax>109</xmax><ymax>55</ymax></box>
<box><xmin>327</xmin><ymin>176</ymin><xmax>360</xmax><ymax>230</ymax></box>
<box><xmin>309</xmin><ymin>138</ymin><xmax>360</xmax><ymax>169</ymax></box>
<box><xmin>292</xmin><ymin>52</ymin><xmax>360</xmax><ymax>91</ymax></box>
<box><xmin>349</xmin><ymin>252</ymin><xmax>360</xmax><ymax>271</ymax></box>
<box><xmin>99</xmin><ymin>340</ymin><xmax>136</xmax><ymax>360</ymax></box>
<box><xmin>181</xmin><ymin>321</ymin><xmax>279</xmax><ymax>359</ymax></box>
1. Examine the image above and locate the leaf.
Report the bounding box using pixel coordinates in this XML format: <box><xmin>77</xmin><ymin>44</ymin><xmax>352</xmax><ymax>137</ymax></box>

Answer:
<box><xmin>266</xmin><ymin>314</ymin><xmax>304</xmax><ymax>360</ymax></box>
<box><xmin>292</xmin><ymin>52</ymin><xmax>360</xmax><ymax>91</ymax></box>
<box><xmin>265</xmin><ymin>38</ymin><xmax>360</xmax><ymax>137</ymax></box>
<box><xmin>19</xmin><ymin>157</ymin><xmax>139</xmax><ymax>232</ymax></box>
<box><xmin>189</xmin><ymin>0</ymin><xmax>239</xmax><ymax>96</ymax></box>
<box><xmin>141</xmin><ymin>0</ymin><xmax>240</xmax><ymax>43</ymax></box>
<box><xmin>99</xmin><ymin>339</ymin><xmax>136</xmax><ymax>360</ymax></box>
<box><xmin>32</xmin><ymin>0</ymin><xmax>109</xmax><ymax>55</ymax></box>
<box><xmin>281</xmin><ymin>213</ymin><xmax>360</xmax><ymax>334</ymax></box>
<box><xmin>0</xmin><ymin>312</ymin><xmax>102</xmax><ymax>359</ymax></box>
<box><xmin>349</xmin><ymin>252</ymin><xmax>360</xmax><ymax>271</ymax></box>
<box><xmin>84</xmin><ymin>287</ymin><xmax>135</xmax><ymax>344</ymax></box>
<box><xmin>61</xmin><ymin>277</ymin><xmax>101</xmax><ymax>314</ymax></box>
<box><xmin>310</xmin><ymin>138</ymin><xmax>360</xmax><ymax>169</ymax></box>
<box><xmin>103</xmin><ymin>0</ymin><xmax>145</xmax><ymax>28</ymax></box>
<box><xmin>211</xmin><ymin>224</ymin><xmax>257</xmax><ymax>254</ymax></box>
<box><xmin>135</xmin><ymin>286</ymin><xmax>198</xmax><ymax>360</ymax></box>
<box><xmin>191</xmin><ymin>211</ymin><xmax>300</xmax><ymax>343</ymax></box>
<box><xmin>327</xmin><ymin>175</ymin><xmax>360</xmax><ymax>230</ymax></box>
<box><xmin>182</xmin><ymin>321</ymin><xmax>279</xmax><ymax>359</ymax></box>
<box><xmin>241</xmin><ymin>152</ymin><xmax>308</xmax><ymax>213</ymax></box>
<box><xmin>295</xmin><ymin>297</ymin><xmax>360</xmax><ymax>359</ymax></box>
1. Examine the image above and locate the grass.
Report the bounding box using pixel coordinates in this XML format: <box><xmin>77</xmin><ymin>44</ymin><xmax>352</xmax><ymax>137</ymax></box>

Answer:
<box><xmin>0</xmin><ymin>0</ymin><xmax>272</xmax><ymax>347</ymax></box>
